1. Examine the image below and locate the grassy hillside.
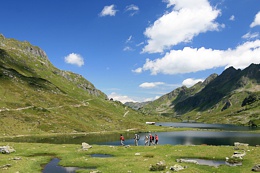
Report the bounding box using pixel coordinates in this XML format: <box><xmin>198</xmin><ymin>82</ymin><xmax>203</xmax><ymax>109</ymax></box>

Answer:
<box><xmin>0</xmin><ymin>34</ymin><xmax>164</xmax><ymax>136</ymax></box>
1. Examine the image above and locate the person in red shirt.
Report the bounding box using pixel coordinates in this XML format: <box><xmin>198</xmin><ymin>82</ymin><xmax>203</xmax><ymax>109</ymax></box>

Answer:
<box><xmin>149</xmin><ymin>134</ymin><xmax>154</xmax><ymax>146</ymax></box>
<box><xmin>155</xmin><ymin>134</ymin><xmax>159</xmax><ymax>145</ymax></box>
<box><xmin>120</xmin><ymin>134</ymin><xmax>125</xmax><ymax>146</ymax></box>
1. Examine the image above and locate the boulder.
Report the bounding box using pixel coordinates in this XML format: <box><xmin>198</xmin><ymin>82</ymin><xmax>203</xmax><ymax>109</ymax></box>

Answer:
<box><xmin>0</xmin><ymin>146</ymin><xmax>15</xmax><ymax>154</ymax></box>
<box><xmin>81</xmin><ymin>142</ymin><xmax>92</xmax><ymax>150</ymax></box>
<box><xmin>252</xmin><ymin>164</ymin><xmax>260</xmax><ymax>172</ymax></box>
<box><xmin>170</xmin><ymin>164</ymin><xmax>185</xmax><ymax>172</ymax></box>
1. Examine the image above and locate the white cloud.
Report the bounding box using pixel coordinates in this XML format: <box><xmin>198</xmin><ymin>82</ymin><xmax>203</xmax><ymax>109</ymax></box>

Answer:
<box><xmin>123</xmin><ymin>46</ymin><xmax>134</xmax><ymax>51</ymax></box>
<box><xmin>132</xmin><ymin>67</ymin><xmax>142</xmax><ymax>73</ymax></box>
<box><xmin>182</xmin><ymin>78</ymin><xmax>204</xmax><ymax>87</ymax></box>
<box><xmin>142</xmin><ymin>0</ymin><xmax>222</xmax><ymax>53</ymax></box>
<box><xmin>143</xmin><ymin>96</ymin><xmax>161</xmax><ymax>102</ymax></box>
<box><xmin>250</xmin><ymin>11</ymin><xmax>260</xmax><ymax>28</ymax></box>
<box><xmin>229</xmin><ymin>15</ymin><xmax>235</xmax><ymax>21</ymax></box>
<box><xmin>242</xmin><ymin>32</ymin><xmax>259</xmax><ymax>40</ymax></box>
<box><xmin>139</xmin><ymin>82</ymin><xmax>165</xmax><ymax>89</ymax></box>
<box><xmin>64</xmin><ymin>53</ymin><xmax>84</xmax><ymax>67</ymax></box>
<box><xmin>125</xmin><ymin>35</ymin><xmax>132</xmax><ymax>43</ymax></box>
<box><xmin>125</xmin><ymin>4</ymin><xmax>139</xmax><ymax>16</ymax></box>
<box><xmin>134</xmin><ymin>40</ymin><xmax>260</xmax><ymax>75</ymax></box>
<box><xmin>99</xmin><ymin>5</ymin><xmax>117</xmax><ymax>17</ymax></box>
<box><xmin>108</xmin><ymin>92</ymin><xmax>135</xmax><ymax>104</ymax></box>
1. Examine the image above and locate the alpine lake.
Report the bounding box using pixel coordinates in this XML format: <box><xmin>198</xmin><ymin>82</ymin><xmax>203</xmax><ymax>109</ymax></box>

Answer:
<box><xmin>1</xmin><ymin>122</ymin><xmax>259</xmax><ymax>173</ymax></box>
<box><xmin>1</xmin><ymin>122</ymin><xmax>259</xmax><ymax>146</ymax></box>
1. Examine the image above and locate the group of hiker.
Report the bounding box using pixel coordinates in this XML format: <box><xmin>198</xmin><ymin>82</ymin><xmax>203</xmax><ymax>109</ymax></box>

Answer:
<box><xmin>120</xmin><ymin>133</ymin><xmax>158</xmax><ymax>146</ymax></box>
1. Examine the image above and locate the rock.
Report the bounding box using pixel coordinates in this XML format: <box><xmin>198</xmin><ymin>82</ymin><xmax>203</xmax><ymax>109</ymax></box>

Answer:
<box><xmin>170</xmin><ymin>164</ymin><xmax>185</xmax><ymax>172</ymax></box>
<box><xmin>234</xmin><ymin>142</ymin><xmax>248</xmax><ymax>150</ymax></box>
<box><xmin>81</xmin><ymin>142</ymin><xmax>92</xmax><ymax>150</ymax></box>
<box><xmin>0</xmin><ymin>164</ymin><xmax>11</xmax><ymax>169</ymax></box>
<box><xmin>135</xmin><ymin>153</ymin><xmax>141</xmax><ymax>156</ymax></box>
<box><xmin>0</xmin><ymin>146</ymin><xmax>15</xmax><ymax>154</ymax></box>
<box><xmin>149</xmin><ymin>161</ymin><xmax>166</xmax><ymax>171</ymax></box>
<box><xmin>252</xmin><ymin>164</ymin><xmax>260</xmax><ymax>172</ymax></box>
<box><xmin>176</xmin><ymin>158</ymin><xmax>198</xmax><ymax>164</ymax></box>
<box><xmin>232</xmin><ymin>151</ymin><xmax>246</xmax><ymax>159</ymax></box>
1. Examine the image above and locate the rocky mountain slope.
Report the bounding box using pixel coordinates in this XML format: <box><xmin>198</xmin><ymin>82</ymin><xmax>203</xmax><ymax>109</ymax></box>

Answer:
<box><xmin>0</xmin><ymin>34</ymin><xmax>156</xmax><ymax>135</ymax></box>
<box><xmin>130</xmin><ymin>64</ymin><xmax>260</xmax><ymax>126</ymax></box>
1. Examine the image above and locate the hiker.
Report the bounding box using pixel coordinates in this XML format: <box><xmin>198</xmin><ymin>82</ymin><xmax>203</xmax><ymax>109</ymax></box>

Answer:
<box><xmin>134</xmin><ymin>134</ymin><xmax>140</xmax><ymax>146</ymax></box>
<box><xmin>155</xmin><ymin>134</ymin><xmax>159</xmax><ymax>145</ymax></box>
<box><xmin>144</xmin><ymin>135</ymin><xmax>149</xmax><ymax>146</ymax></box>
<box><xmin>120</xmin><ymin>134</ymin><xmax>125</xmax><ymax>146</ymax></box>
<box><xmin>149</xmin><ymin>134</ymin><xmax>154</xmax><ymax>146</ymax></box>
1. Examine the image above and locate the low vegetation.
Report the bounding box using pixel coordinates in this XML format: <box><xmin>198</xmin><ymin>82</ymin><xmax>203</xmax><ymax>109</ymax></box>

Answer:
<box><xmin>0</xmin><ymin>142</ymin><xmax>259</xmax><ymax>173</ymax></box>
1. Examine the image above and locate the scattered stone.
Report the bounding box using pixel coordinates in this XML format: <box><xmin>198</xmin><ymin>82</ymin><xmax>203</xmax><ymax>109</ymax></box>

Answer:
<box><xmin>176</xmin><ymin>159</ymin><xmax>198</xmax><ymax>164</ymax></box>
<box><xmin>252</xmin><ymin>164</ymin><xmax>260</xmax><ymax>172</ymax></box>
<box><xmin>232</xmin><ymin>151</ymin><xmax>246</xmax><ymax>159</ymax></box>
<box><xmin>0</xmin><ymin>146</ymin><xmax>16</xmax><ymax>154</ymax></box>
<box><xmin>149</xmin><ymin>161</ymin><xmax>166</xmax><ymax>171</ymax></box>
<box><xmin>81</xmin><ymin>142</ymin><xmax>92</xmax><ymax>150</ymax></box>
<box><xmin>0</xmin><ymin>164</ymin><xmax>11</xmax><ymax>169</ymax></box>
<box><xmin>9</xmin><ymin>157</ymin><xmax>21</xmax><ymax>160</ymax></box>
<box><xmin>234</xmin><ymin>142</ymin><xmax>249</xmax><ymax>150</ymax></box>
<box><xmin>169</xmin><ymin>164</ymin><xmax>186</xmax><ymax>172</ymax></box>
<box><xmin>135</xmin><ymin>153</ymin><xmax>141</xmax><ymax>156</ymax></box>
<box><xmin>89</xmin><ymin>170</ymin><xmax>102</xmax><ymax>173</ymax></box>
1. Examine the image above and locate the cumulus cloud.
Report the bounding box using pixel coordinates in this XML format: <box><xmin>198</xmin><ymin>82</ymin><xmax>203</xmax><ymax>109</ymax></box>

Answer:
<box><xmin>64</xmin><ymin>53</ymin><xmax>84</xmax><ymax>67</ymax></box>
<box><xmin>182</xmin><ymin>78</ymin><xmax>204</xmax><ymax>87</ymax></box>
<box><xmin>142</xmin><ymin>0</ymin><xmax>222</xmax><ymax>53</ymax></box>
<box><xmin>134</xmin><ymin>40</ymin><xmax>260</xmax><ymax>75</ymax></box>
<box><xmin>125</xmin><ymin>4</ymin><xmax>139</xmax><ymax>16</ymax></box>
<box><xmin>99</xmin><ymin>5</ymin><xmax>117</xmax><ymax>17</ymax></box>
<box><xmin>250</xmin><ymin>11</ymin><xmax>260</xmax><ymax>28</ymax></box>
<box><xmin>139</xmin><ymin>82</ymin><xmax>165</xmax><ymax>89</ymax></box>
<box><xmin>108</xmin><ymin>92</ymin><xmax>135</xmax><ymax>103</ymax></box>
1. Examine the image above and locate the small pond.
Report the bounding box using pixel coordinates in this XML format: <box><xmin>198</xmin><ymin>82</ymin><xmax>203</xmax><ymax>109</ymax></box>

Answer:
<box><xmin>42</xmin><ymin>158</ymin><xmax>96</xmax><ymax>173</ymax></box>
<box><xmin>180</xmin><ymin>158</ymin><xmax>242</xmax><ymax>167</ymax></box>
<box><xmin>90</xmin><ymin>154</ymin><xmax>113</xmax><ymax>157</ymax></box>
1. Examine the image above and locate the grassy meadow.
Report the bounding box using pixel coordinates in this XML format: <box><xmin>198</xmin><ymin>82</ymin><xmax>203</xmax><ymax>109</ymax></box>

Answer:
<box><xmin>0</xmin><ymin>139</ymin><xmax>259</xmax><ymax>173</ymax></box>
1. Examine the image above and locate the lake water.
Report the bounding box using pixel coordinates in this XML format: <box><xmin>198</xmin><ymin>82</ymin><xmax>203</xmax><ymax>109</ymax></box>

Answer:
<box><xmin>1</xmin><ymin>123</ymin><xmax>259</xmax><ymax>146</ymax></box>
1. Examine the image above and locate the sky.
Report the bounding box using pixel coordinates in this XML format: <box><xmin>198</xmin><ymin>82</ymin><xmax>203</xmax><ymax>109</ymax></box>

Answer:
<box><xmin>1</xmin><ymin>0</ymin><xmax>260</xmax><ymax>103</ymax></box>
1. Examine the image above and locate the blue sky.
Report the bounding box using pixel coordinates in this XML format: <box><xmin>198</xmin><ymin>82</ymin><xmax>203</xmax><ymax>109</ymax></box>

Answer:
<box><xmin>1</xmin><ymin>0</ymin><xmax>260</xmax><ymax>103</ymax></box>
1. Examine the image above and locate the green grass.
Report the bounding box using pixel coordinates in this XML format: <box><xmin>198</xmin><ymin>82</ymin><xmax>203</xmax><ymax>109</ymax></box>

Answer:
<box><xmin>0</xmin><ymin>142</ymin><xmax>259</xmax><ymax>173</ymax></box>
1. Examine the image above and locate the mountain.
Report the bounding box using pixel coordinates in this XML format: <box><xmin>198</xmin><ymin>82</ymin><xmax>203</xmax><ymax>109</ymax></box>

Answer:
<box><xmin>134</xmin><ymin>64</ymin><xmax>260</xmax><ymax>126</ymax></box>
<box><xmin>0</xmin><ymin>34</ymin><xmax>156</xmax><ymax>135</ymax></box>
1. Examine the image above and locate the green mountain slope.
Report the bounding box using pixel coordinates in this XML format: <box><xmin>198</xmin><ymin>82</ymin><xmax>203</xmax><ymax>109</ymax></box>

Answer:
<box><xmin>138</xmin><ymin>64</ymin><xmax>260</xmax><ymax>126</ymax></box>
<box><xmin>0</xmin><ymin>34</ymin><xmax>156</xmax><ymax>136</ymax></box>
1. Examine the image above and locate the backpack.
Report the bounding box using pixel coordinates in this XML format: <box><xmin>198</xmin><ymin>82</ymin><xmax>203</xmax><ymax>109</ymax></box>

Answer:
<box><xmin>152</xmin><ymin>136</ymin><xmax>154</xmax><ymax>140</ymax></box>
<box><xmin>137</xmin><ymin>135</ymin><xmax>140</xmax><ymax>140</ymax></box>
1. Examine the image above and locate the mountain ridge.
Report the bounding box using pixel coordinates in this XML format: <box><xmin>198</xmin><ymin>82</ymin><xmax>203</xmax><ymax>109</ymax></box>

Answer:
<box><xmin>127</xmin><ymin>64</ymin><xmax>260</xmax><ymax>126</ymax></box>
<box><xmin>0</xmin><ymin>34</ymin><xmax>157</xmax><ymax>135</ymax></box>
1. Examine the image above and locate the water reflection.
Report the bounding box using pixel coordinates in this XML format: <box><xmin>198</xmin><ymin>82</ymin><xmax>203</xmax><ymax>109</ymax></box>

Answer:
<box><xmin>156</xmin><ymin>122</ymin><xmax>259</xmax><ymax>131</ymax></box>
<box><xmin>181</xmin><ymin>158</ymin><xmax>242</xmax><ymax>167</ymax></box>
<box><xmin>99</xmin><ymin>131</ymin><xmax>260</xmax><ymax>146</ymax></box>
<box><xmin>42</xmin><ymin>158</ymin><xmax>95</xmax><ymax>173</ymax></box>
